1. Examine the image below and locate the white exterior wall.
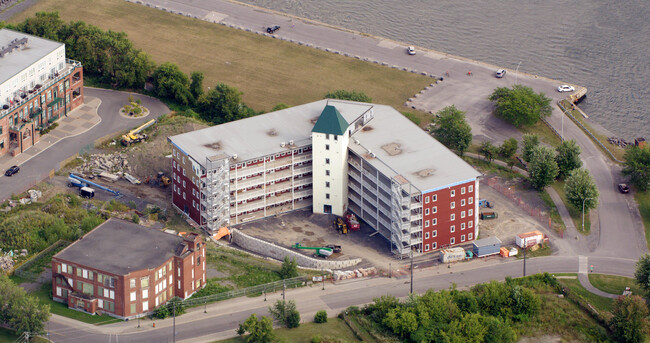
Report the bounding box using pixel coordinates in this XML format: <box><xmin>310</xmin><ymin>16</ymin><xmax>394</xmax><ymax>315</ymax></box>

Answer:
<box><xmin>0</xmin><ymin>46</ymin><xmax>65</xmax><ymax>105</ymax></box>
<box><xmin>312</xmin><ymin>130</ymin><xmax>349</xmax><ymax>216</ymax></box>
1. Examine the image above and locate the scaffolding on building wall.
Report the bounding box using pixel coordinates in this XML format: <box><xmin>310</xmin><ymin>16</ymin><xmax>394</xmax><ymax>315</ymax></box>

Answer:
<box><xmin>203</xmin><ymin>156</ymin><xmax>230</xmax><ymax>233</ymax></box>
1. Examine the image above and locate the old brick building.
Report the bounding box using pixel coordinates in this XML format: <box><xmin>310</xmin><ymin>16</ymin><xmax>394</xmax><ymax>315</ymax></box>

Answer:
<box><xmin>0</xmin><ymin>28</ymin><xmax>84</xmax><ymax>157</ymax></box>
<box><xmin>51</xmin><ymin>218</ymin><xmax>205</xmax><ymax>319</ymax></box>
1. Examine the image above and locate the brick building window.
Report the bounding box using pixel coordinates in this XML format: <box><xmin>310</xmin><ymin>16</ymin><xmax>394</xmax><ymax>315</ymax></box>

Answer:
<box><xmin>425</xmin><ymin>208</ymin><xmax>429</xmax><ymax>215</ymax></box>
<box><xmin>432</xmin><ymin>230</ymin><xmax>437</xmax><ymax>237</ymax></box>
<box><xmin>130</xmin><ymin>279</ymin><xmax>136</xmax><ymax>288</ymax></box>
<box><xmin>432</xmin><ymin>242</ymin><xmax>437</xmax><ymax>249</ymax></box>
<box><xmin>461</xmin><ymin>199</ymin><xmax>466</xmax><ymax>206</ymax></box>
<box><xmin>461</xmin><ymin>187</ymin><xmax>466</xmax><ymax>194</ymax></box>
<box><xmin>461</xmin><ymin>235</ymin><xmax>466</xmax><ymax>242</ymax></box>
<box><xmin>461</xmin><ymin>211</ymin><xmax>466</xmax><ymax>218</ymax></box>
<box><xmin>425</xmin><ymin>244</ymin><xmax>430</xmax><ymax>251</ymax></box>
<box><xmin>433</xmin><ymin>206</ymin><xmax>437</xmax><ymax>213</ymax></box>
<box><xmin>468</xmin><ymin>220</ymin><xmax>473</xmax><ymax>228</ymax></box>
<box><xmin>469</xmin><ymin>185</ymin><xmax>473</xmax><ymax>192</ymax></box>
<box><xmin>451</xmin><ymin>190</ymin><xmax>455</xmax><ymax>197</ymax></box>
<box><xmin>469</xmin><ymin>233</ymin><xmax>473</xmax><ymax>240</ymax></box>
<box><xmin>425</xmin><ymin>196</ymin><xmax>430</xmax><ymax>204</ymax></box>
<box><xmin>425</xmin><ymin>220</ymin><xmax>429</xmax><ymax>227</ymax></box>
<box><xmin>451</xmin><ymin>237</ymin><xmax>455</xmax><ymax>244</ymax></box>
<box><xmin>450</xmin><ymin>214</ymin><xmax>455</xmax><ymax>221</ymax></box>
<box><xmin>450</xmin><ymin>225</ymin><xmax>455</xmax><ymax>233</ymax></box>
<box><xmin>432</xmin><ymin>195</ymin><xmax>437</xmax><ymax>202</ymax></box>
<box><xmin>461</xmin><ymin>222</ymin><xmax>466</xmax><ymax>230</ymax></box>
<box><xmin>450</xmin><ymin>202</ymin><xmax>455</xmax><ymax>209</ymax></box>
<box><xmin>468</xmin><ymin>209</ymin><xmax>473</xmax><ymax>216</ymax></box>
<box><xmin>432</xmin><ymin>218</ymin><xmax>437</xmax><ymax>226</ymax></box>
<box><xmin>469</xmin><ymin>197</ymin><xmax>473</xmax><ymax>204</ymax></box>
<box><xmin>425</xmin><ymin>232</ymin><xmax>429</xmax><ymax>239</ymax></box>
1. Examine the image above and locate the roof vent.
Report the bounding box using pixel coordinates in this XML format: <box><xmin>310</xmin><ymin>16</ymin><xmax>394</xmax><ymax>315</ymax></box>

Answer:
<box><xmin>280</xmin><ymin>142</ymin><xmax>286</xmax><ymax>147</ymax></box>
<box><xmin>354</xmin><ymin>139</ymin><xmax>360</xmax><ymax>145</ymax></box>
<box><xmin>289</xmin><ymin>139</ymin><xmax>294</xmax><ymax>145</ymax></box>
<box><xmin>231</xmin><ymin>154</ymin><xmax>238</xmax><ymax>160</ymax></box>
<box><xmin>367</xmin><ymin>149</ymin><xmax>372</xmax><ymax>155</ymax></box>
<box><xmin>370</xmin><ymin>153</ymin><xmax>376</xmax><ymax>158</ymax></box>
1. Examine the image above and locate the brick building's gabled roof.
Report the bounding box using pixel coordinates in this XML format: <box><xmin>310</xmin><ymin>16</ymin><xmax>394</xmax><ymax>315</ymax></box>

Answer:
<box><xmin>54</xmin><ymin>218</ymin><xmax>187</xmax><ymax>275</ymax></box>
<box><xmin>311</xmin><ymin>105</ymin><xmax>349</xmax><ymax>135</ymax></box>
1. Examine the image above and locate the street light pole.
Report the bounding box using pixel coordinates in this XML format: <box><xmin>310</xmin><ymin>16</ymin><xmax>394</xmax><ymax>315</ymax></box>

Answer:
<box><xmin>582</xmin><ymin>197</ymin><xmax>590</xmax><ymax>232</ymax></box>
<box><xmin>409</xmin><ymin>249</ymin><xmax>414</xmax><ymax>294</ymax></box>
<box><xmin>515</xmin><ymin>61</ymin><xmax>522</xmax><ymax>85</ymax></box>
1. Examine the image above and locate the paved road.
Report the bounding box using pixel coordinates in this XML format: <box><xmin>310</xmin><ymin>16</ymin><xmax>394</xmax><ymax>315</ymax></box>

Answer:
<box><xmin>0</xmin><ymin>88</ymin><xmax>169</xmax><ymax>201</ymax></box>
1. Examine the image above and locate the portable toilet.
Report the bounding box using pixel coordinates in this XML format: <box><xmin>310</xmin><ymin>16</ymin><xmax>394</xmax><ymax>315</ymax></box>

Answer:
<box><xmin>472</xmin><ymin>237</ymin><xmax>502</xmax><ymax>257</ymax></box>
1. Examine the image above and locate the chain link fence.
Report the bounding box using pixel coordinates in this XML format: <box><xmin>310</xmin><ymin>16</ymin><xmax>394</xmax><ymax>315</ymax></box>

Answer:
<box><xmin>13</xmin><ymin>240</ymin><xmax>69</xmax><ymax>281</ymax></box>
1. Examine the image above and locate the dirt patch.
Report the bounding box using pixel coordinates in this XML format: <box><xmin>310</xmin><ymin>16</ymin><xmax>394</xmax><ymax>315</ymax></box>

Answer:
<box><xmin>291</xmin><ymin>226</ymin><xmax>303</xmax><ymax>232</ymax></box>
<box><xmin>304</xmin><ymin>231</ymin><xmax>315</xmax><ymax>236</ymax></box>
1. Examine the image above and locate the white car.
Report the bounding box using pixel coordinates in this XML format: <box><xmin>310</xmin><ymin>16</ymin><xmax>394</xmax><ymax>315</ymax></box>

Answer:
<box><xmin>557</xmin><ymin>85</ymin><xmax>575</xmax><ymax>92</ymax></box>
<box><xmin>407</xmin><ymin>46</ymin><xmax>416</xmax><ymax>55</ymax></box>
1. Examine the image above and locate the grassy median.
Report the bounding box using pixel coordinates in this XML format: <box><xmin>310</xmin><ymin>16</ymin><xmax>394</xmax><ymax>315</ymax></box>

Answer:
<box><xmin>634</xmin><ymin>191</ymin><xmax>650</xmax><ymax>250</ymax></box>
<box><xmin>8</xmin><ymin>0</ymin><xmax>433</xmax><ymax>118</ymax></box>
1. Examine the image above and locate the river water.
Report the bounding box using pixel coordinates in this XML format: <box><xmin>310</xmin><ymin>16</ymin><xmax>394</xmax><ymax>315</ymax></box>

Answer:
<box><xmin>237</xmin><ymin>0</ymin><xmax>649</xmax><ymax>139</ymax></box>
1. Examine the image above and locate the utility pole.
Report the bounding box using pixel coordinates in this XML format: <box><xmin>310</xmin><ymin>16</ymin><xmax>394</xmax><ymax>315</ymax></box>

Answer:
<box><xmin>282</xmin><ymin>280</ymin><xmax>286</xmax><ymax>301</ymax></box>
<box><xmin>389</xmin><ymin>263</ymin><xmax>392</xmax><ymax>278</ymax></box>
<box><xmin>523</xmin><ymin>247</ymin><xmax>527</xmax><ymax>277</ymax></box>
<box><xmin>410</xmin><ymin>249</ymin><xmax>414</xmax><ymax>294</ymax></box>
<box><xmin>322</xmin><ymin>269</ymin><xmax>325</xmax><ymax>290</ymax></box>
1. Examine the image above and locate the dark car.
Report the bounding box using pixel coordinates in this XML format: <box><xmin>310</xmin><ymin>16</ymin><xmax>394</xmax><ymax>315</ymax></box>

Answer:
<box><xmin>618</xmin><ymin>183</ymin><xmax>630</xmax><ymax>193</ymax></box>
<box><xmin>4</xmin><ymin>165</ymin><xmax>19</xmax><ymax>176</ymax></box>
<box><xmin>266</xmin><ymin>25</ymin><xmax>280</xmax><ymax>34</ymax></box>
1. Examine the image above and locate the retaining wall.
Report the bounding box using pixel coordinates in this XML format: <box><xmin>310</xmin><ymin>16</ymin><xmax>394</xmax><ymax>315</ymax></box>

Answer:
<box><xmin>231</xmin><ymin>229</ymin><xmax>362</xmax><ymax>270</ymax></box>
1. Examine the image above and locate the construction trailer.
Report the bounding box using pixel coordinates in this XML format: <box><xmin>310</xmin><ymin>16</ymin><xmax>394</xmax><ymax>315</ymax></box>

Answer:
<box><xmin>472</xmin><ymin>237</ymin><xmax>502</xmax><ymax>257</ymax></box>
<box><xmin>516</xmin><ymin>230</ymin><xmax>546</xmax><ymax>248</ymax></box>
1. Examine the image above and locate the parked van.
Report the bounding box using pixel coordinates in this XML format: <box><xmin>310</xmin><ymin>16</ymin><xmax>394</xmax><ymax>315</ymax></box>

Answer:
<box><xmin>80</xmin><ymin>187</ymin><xmax>95</xmax><ymax>199</ymax></box>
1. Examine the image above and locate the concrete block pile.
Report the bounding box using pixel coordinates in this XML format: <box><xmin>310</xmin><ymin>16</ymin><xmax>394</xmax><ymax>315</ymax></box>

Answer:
<box><xmin>74</xmin><ymin>153</ymin><xmax>132</xmax><ymax>175</ymax></box>
<box><xmin>332</xmin><ymin>267</ymin><xmax>377</xmax><ymax>281</ymax></box>
<box><xmin>0</xmin><ymin>255</ymin><xmax>14</xmax><ymax>272</ymax></box>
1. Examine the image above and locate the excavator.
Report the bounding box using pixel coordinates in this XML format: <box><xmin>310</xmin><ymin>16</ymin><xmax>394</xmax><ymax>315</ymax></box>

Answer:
<box><xmin>121</xmin><ymin>119</ymin><xmax>156</xmax><ymax>146</ymax></box>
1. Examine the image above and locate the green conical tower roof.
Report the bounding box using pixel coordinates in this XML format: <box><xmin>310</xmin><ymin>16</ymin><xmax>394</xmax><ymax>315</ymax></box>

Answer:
<box><xmin>312</xmin><ymin>105</ymin><xmax>349</xmax><ymax>135</ymax></box>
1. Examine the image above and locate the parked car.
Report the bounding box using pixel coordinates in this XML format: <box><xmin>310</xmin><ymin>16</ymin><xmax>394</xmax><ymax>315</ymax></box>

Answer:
<box><xmin>557</xmin><ymin>85</ymin><xmax>575</xmax><ymax>92</ymax></box>
<box><xmin>4</xmin><ymin>165</ymin><xmax>19</xmax><ymax>176</ymax></box>
<box><xmin>618</xmin><ymin>183</ymin><xmax>630</xmax><ymax>193</ymax></box>
<box><xmin>266</xmin><ymin>25</ymin><xmax>280</xmax><ymax>34</ymax></box>
<box><xmin>407</xmin><ymin>46</ymin><xmax>416</xmax><ymax>55</ymax></box>
<box><xmin>495</xmin><ymin>69</ymin><xmax>506</xmax><ymax>78</ymax></box>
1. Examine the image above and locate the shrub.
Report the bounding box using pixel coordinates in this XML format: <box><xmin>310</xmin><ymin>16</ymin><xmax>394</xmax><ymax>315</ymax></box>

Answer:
<box><xmin>153</xmin><ymin>305</ymin><xmax>169</xmax><ymax>319</ymax></box>
<box><xmin>314</xmin><ymin>310</ymin><xmax>328</xmax><ymax>323</ymax></box>
<box><xmin>131</xmin><ymin>214</ymin><xmax>140</xmax><ymax>224</ymax></box>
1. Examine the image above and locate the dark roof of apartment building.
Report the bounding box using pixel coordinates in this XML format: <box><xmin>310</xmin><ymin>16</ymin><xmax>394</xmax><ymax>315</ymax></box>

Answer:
<box><xmin>54</xmin><ymin>218</ymin><xmax>186</xmax><ymax>275</ymax></box>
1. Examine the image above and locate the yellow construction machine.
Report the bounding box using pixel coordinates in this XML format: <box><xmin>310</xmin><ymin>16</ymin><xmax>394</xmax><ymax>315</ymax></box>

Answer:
<box><xmin>121</xmin><ymin>119</ymin><xmax>156</xmax><ymax>146</ymax></box>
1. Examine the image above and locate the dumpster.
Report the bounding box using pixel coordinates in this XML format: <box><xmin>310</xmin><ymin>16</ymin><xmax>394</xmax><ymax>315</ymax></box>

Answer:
<box><xmin>480</xmin><ymin>212</ymin><xmax>498</xmax><ymax>220</ymax></box>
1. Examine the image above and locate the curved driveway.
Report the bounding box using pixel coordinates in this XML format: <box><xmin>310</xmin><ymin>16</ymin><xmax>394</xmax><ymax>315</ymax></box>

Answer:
<box><xmin>0</xmin><ymin>88</ymin><xmax>169</xmax><ymax>201</ymax></box>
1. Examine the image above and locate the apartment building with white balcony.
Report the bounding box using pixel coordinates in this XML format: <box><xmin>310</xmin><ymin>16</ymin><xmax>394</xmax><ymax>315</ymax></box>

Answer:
<box><xmin>0</xmin><ymin>28</ymin><xmax>84</xmax><ymax>157</ymax></box>
<box><xmin>168</xmin><ymin>99</ymin><xmax>481</xmax><ymax>256</ymax></box>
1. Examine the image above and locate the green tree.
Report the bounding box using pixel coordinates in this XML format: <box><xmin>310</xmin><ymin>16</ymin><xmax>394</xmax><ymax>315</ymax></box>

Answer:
<box><xmin>479</xmin><ymin>141</ymin><xmax>498</xmax><ymax>162</ymax></box>
<box><xmin>445</xmin><ymin>313</ymin><xmax>487</xmax><ymax>343</ymax></box>
<box><xmin>153</xmin><ymin>304</ymin><xmax>170</xmax><ymax>319</ymax></box>
<box><xmin>635</xmin><ymin>254</ymin><xmax>650</xmax><ymax>294</ymax></box>
<box><xmin>430</xmin><ymin>105</ymin><xmax>473</xmax><ymax>156</ymax></box>
<box><xmin>528</xmin><ymin>146</ymin><xmax>559</xmax><ymax>190</ymax></box>
<box><xmin>324</xmin><ymin>90</ymin><xmax>372</xmax><ymax>102</ymax></box>
<box><xmin>555</xmin><ymin>139</ymin><xmax>582</xmax><ymax>179</ymax></box>
<box><xmin>240</xmin><ymin>314</ymin><xmax>275</xmax><ymax>343</ymax></box>
<box><xmin>610</xmin><ymin>295</ymin><xmax>649</xmax><ymax>343</ymax></box>
<box><xmin>271</xmin><ymin>103</ymin><xmax>290</xmax><ymax>112</ymax></box>
<box><xmin>152</xmin><ymin>62</ymin><xmax>193</xmax><ymax>105</ymax></box>
<box><xmin>522</xmin><ymin>134</ymin><xmax>540</xmax><ymax>163</ymax></box>
<box><xmin>564</xmin><ymin>168</ymin><xmax>599</xmax><ymax>211</ymax></box>
<box><xmin>168</xmin><ymin>296</ymin><xmax>186</xmax><ymax>316</ymax></box>
<box><xmin>623</xmin><ymin>146</ymin><xmax>650</xmax><ymax>191</ymax></box>
<box><xmin>0</xmin><ymin>275</ymin><xmax>50</xmax><ymax>336</ymax></box>
<box><xmin>366</xmin><ymin>295</ymin><xmax>400</xmax><ymax>323</ymax></box>
<box><xmin>197</xmin><ymin>83</ymin><xmax>251</xmax><ymax>124</ymax></box>
<box><xmin>383</xmin><ymin>307</ymin><xmax>418</xmax><ymax>339</ymax></box>
<box><xmin>189</xmin><ymin>71</ymin><xmax>205</xmax><ymax>101</ymax></box>
<box><xmin>279</xmin><ymin>256</ymin><xmax>298</xmax><ymax>279</ymax></box>
<box><xmin>314</xmin><ymin>310</ymin><xmax>328</xmax><ymax>323</ymax></box>
<box><xmin>14</xmin><ymin>11</ymin><xmax>63</xmax><ymax>40</ymax></box>
<box><xmin>482</xmin><ymin>316</ymin><xmax>517</xmax><ymax>343</ymax></box>
<box><xmin>269</xmin><ymin>300</ymin><xmax>300</xmax><ymax>328</ymax></box>
<box><xmin>499</xmin><ymin>138</ymin><xmax>518</xmax><ymax>160</ymax></box>
<box><xmin>488</xmin><ymin>85</ymin><xmax>552</xmax><ymax>127</ymax></box>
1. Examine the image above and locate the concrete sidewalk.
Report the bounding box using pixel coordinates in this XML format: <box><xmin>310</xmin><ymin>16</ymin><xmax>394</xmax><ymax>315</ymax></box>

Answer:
<box><xmin>0</xmin><ymin>97</ymin><xmax>101</xmax><ymax>177</ymax></box>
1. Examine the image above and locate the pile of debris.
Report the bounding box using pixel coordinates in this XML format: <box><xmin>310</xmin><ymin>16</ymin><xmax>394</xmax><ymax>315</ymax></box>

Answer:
<box><xmin>0</xmin><ymin>255</ymin><xmax>14</xmax><ymax>272</ymax></box>
<box><xmin>608</xmin><ymin>137</ymin><xmax>630</xmax><ymax>148</ymax></box>
<box><xmin>332</xmin><ymin>267</ymin><xmax>377</xmax><ymax>281</ymax></box>
<box><xmin>73</xmin><ymin>153</ymin><xmax>132</xmax><ymax>176</ymax></box>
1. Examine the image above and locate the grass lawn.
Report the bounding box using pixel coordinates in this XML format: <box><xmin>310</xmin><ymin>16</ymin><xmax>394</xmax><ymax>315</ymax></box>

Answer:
<box><xmin>588</xmin><ymin>274</ymin><xmax>643</xmax><ymax>297</ymax></box>
<box><xmin>8</xmin><ymin>0</ymin><xmax>433</xmax><ymax>120</ymax></box>
<box><xmin>558</xmin><ymin>278</ymin><xmax>614</xmax><ymax>313</ymax></box>
<box><xmin>634</xmin><ymin>190</ymin><xmax>650</xmax><ymax>250</ymax></box>
<box><xmin>215</xmin><ymin>318</ymin><xmax>361</xmax><ymax>343</ymax></box>
<box><xmin>462</xmin><ymin>155</ymin><xmax>522</xmax><ymax>180</ymax></box>
<box><xmin>551</xmin><ymin>180</ymin><xmax>590</xmax><ymax>234</ymax></box>
<box><xmin>0</xmin><ymin>327</ymin><xmax>48</xmax><ymax>343</ymax></box>
<box><xmin>539</xmin><ymin>190</ymin><xmax>567</xmax><ymax>235</ymax></box>
<box><xmin>517</xmin><ymin>244</ymin><xmax>552</xmax><ymax>259</ymax></box>
<box><xmin>520</xmin><ymin>120</ymin><xmax>563</xmax><ymax>147</ymax></box>
<box><xmin>30</xmin><ymin>282</ymin><xmax>122</xmax><ymax>325</ymax></box>
<box><xmin>558</xmin><ymin>100</ymin><xmax>626</xmax><ymax>162</ymax></box>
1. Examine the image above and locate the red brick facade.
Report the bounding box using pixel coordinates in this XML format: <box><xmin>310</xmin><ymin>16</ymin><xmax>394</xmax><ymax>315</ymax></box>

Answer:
<box><xmin>51</xmin><ymin>232</ymin><xmax>205</xmax><ymax>319</ymax></box>
<box><xmin>171</xmin><ymin>151</ymin><xmax>202</xmax><ymax>225</ymax></box>
<box><xmin>421</xmin><ymin>180</ymin><xmax>478</xmax><ymax>253</ymax></box>
<box><xmin>0</xmin><ymin>65</ymin><xmax>83</xmax><ymax>157</ymax></box>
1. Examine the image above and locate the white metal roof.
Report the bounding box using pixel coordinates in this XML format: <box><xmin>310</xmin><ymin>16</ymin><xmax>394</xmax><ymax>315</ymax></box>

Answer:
<box><xmin>0</xmin><ymin>29</ymin><xmax>64</xmax><ymax>86</ymax></box>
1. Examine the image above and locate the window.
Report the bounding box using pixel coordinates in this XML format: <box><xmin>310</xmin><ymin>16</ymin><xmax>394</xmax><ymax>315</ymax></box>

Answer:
<box><xmin>325</xmin><ymin>144</ymin><xmax>330</xmax><ymax>150</ymax></box>
<box><xmin>130</xmin><ymin>291</ymin><xmax>136</xmax><ymax>301</ymax></box>
<box><xmin>451</xmin><ymin>201</ymin><xmax>455</xmax><ymax>209</ymax></box>
<box><xmin>450</xmin><ymin>225</ymin><xmax>455</xmax><ymax>233</ymax></box>
<box><xmin>461</xmin><ymin>211</ymin><xmax>466</xmax><ymax>218</ymax></box>
<box><xmin>325</xmin><ymin>134</ymin><xmax>330</xmax><ymax>140</ymax></box>
<box><xmin>334</xmin><ymin>135</ymin><xmax>338</xmax><ymax>141</ymax></box>
<box><xmin>173</xmin><ymin>160</ymin><xmax>176</xmax><ymax>168</ymax></box>
<box><xmin>469</xmin><ymin>233</ymin><xmax>473</xmax><ymax>240</ymax></box>
<box><xmin>461</xmin><ymin>187</ymin><xmax>466</xmax><ymax>194</ymax></box>
<box><xmin>325</xmin><ymin>158</ymin><xmax>330</xmax><ymax>164</ymax></box>
<box><xmin>425</xmin><ymin>208</ymin><xmax>430</xmax><ymax>215</ymax></box>
<box><xmin>432</xmin><ymin>194</ymin><xmax>437</xmax><ymax>202</ymax></box>
<box><xmin>433</xmin><ymin>206</ymin><xmax>437</xmax><ymax>214</ymax></box>
<box><xmin>183</xmin><ymin>180</ymin><xmax>186</xmax><ymax>188</ymax></box>
<box><xmin>451</xmin><ymin>190</ymin><xmax>455</xmax><ymax>197</ymax></box>
<box><xmin>468</xmin><ymin>209</ymin><xmax>473</xmax><ymax>216</ymax></box>
<box><xmin>325</xmin><ymin>193</ymin><xmax>330</xmax><ymax>199</ymax></box>
<box><xmin>433</xmin><ymin>230</ymin><xmax>437</xmax><ymax>237</ymax></box>
<box><xmin>461</xmin><ymin>235</ymin><xmax>466</xmax><ymax>242</ymax></box>
<box><xmin>451</xmin><ymin>237</ymin><xmax>456</xmax><ymax>244</ymax></box>
<box><xmin>130</xmin><ymin>279</ymin><xmax>136</xmax><ymax>288</ymax></box>
<box><xmin>469</xmin><ymin>185</ymin><xmax>473</xmax><ymax>192</ymax></box>
<box><xmin>325</xmin><ymin>170</ymin><xmax>330</xmax><ymax>176</ymax></box>
<box><xmin>469</xmin><ymin>197</ymin><xmax>473</xmax><ymax>204</ymax></box>
<box><xmin>425</xmin><ymin>244</ymin><xmax>430</xmax><ymax>251</ymax></box>
<box><xmin>425</xmin><ymin>196</ymin><xmax>430</xmax><ymax>204</ymax></box>
<box><xmin>432</xmin><ymin>242</ymin><xmax>437</xmax><ymax>249</ymax></box>
<box><xmin>461</xmin><ymin>199</ymin><xmax>466</xmax><ymax>206</ymax></box>
<box><xmin>433</xmin><ymin>218</ymin><xmax>437</xmax><ymax>226</ymax></box>
<box><xmin>325</xmin><ymin>181</ymin><xmax>330</xmax><ymax>188</ymax></box>
<box><xmin>142</xmin><ymin>289</ymin><xmax>149</xmax><ymax>299</ymax></box>
<box><xmin>130</xmin><ymin>304</ymin><xmax>136</xmax><ymax>314</ymax></box>
<box><xmin>468</xmin><ymin>220</ymin><xmax>473</xmax><ymax>228</ymax></box>
<box><xmin>142</xmin><ymin>301</ymin><xmax>149</xmax><ymax>312</ymax></box>
<box><xmin>425</xmin><ymin>220</ymin><xmax>430</xmax><ymax>228</ymax></box>
<box><xmin>450</xmin><ymin>214</ymin><xmax>455</xmax><ymax>221</ymax></box>
<box><xmin>425</xmin><ymin>232</ymin><xmax>430</xmax><ymax>239</ymax></box>
<box><xmin>76</xmin><ymin>268</ymin><xmax>81</xmax><ymax>277</ymax></box>
<box><xmin>178</xmin><ymin>280</ymin><xmax>181</xmax><ymax>289</ymax></box>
